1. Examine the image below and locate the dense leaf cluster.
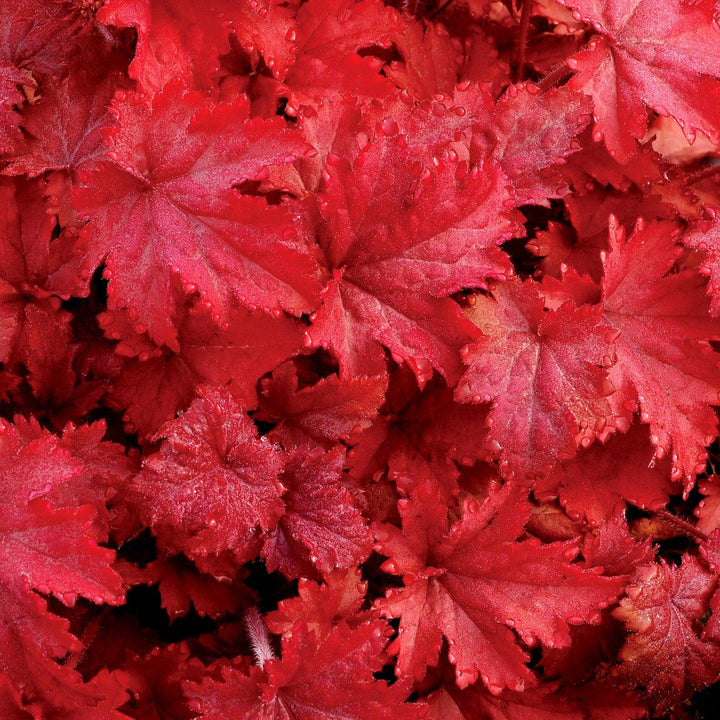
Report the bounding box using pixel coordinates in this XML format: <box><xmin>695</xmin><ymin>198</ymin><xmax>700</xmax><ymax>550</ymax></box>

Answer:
<box><xmin>2</xmin><ymin>0</ymin><xmax>720</xmax><ymax>717</ymax></box>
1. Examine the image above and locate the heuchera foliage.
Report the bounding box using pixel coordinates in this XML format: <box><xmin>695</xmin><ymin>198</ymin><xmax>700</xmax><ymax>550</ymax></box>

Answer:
<box><xmin>5</xmin><ymin>0</ymin><xmax>720</xmax><ymax>717</ymax></box>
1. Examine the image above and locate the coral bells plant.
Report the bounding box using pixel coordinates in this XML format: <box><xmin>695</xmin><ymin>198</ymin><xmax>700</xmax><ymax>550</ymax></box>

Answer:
<box><xmin>5</xmin><ymin>0</ymin><xmax>720</xmax><ymax>718</ymax></box>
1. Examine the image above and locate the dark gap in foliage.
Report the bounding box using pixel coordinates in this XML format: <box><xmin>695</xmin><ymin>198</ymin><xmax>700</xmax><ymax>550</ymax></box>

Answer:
<box><xmin>121</xmin><ymin>584</ymin><xmax>217</xmax><ymax>642</ymax></box>
<box><xmin>361</xmin><ymin>551</ymin><xmax>404</xmax><ymax>609</ymax></box>
<box><xmin>252</xmin><ymin>418</ymin><xmax>276</xmax><ymax>437</ymax></box>
<box><xmin>276</xmin><ymin>96</ymin><xmax>296</xmax><ymax>122</ymax></box>
<box><xmin>244</xmin><ymin>558</ymin><xmax>299</xmax><ymax>612</ymax></box>
<box><xmin>118</xmin><ymin>529</ymin><xmax>158</xmax><ymax>568</ymax></box>
<box><xmin>357</xmin><ymin>44</ymin><xmax>401</xmax><ymax>65</ymax></box>
<box><xmin>527</xmin><ymin>644</ymin><xmax>543</xmax><ymax>670</ymax></box>
<box><xmin>294</xmin><ymin>348</ymin><xmax>340</xmax><ymax>386</ymax></box>
<box><xmin>234</xmin><ymin>179</ymin><xmax>287</xmax><ymax>204</ymax></box>
<box><xmin>502</xmin><ymin>201</ymin><xmax>567</xmax><ymax>277</ymax></box>
<box><xmin>690</xmin><ymin>680</ymin><xmax>720</xmax><ymax>720</ymax></box>
<box><xmin>373</xmin><ymin>663</ymin><xmax>397</xmax><ymax>684</ymax></box>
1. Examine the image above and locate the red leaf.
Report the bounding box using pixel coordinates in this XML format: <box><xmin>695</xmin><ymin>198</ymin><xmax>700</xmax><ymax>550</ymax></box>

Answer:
<box><xmin>12</xmin><ymin>416</ymin><xmax>136</xmax><ymax>538</ymax></box>
<box><xmin>601</xmin><ymin>217</ymin><xmax>720</xmax><ymax>486</ymax></box>
<box><xmin>262</xmin><ymin>445</ymin><xmax>372</xmax><ymax>577</ymax></box>
<box><xmin>540</xmin><ymin>615</ymin><xmax>626</xmax><ymax>687</ymax></box>
<box><xmin>480</xmin><ymin>84</ymin><xmax>592</xmax><ymax>206</ymax></box>
<box><xmin>427</xmin><ymin>681</ymin><xmax>590</xmax><ymax>720</ymax></box>
<box><xmin>312</xmin><ymin>136</ymin><xmax>516</xmax><ymax>383</ymax></box>
<box><xmin>265</xmin><ymin>567</ymin><xmax>368</xmax><ymax>640</ymax></box>
<box><xmin>73</xmin><ymin>82</ymin><xmax>321</xmax><ymax>348</ymax></box>
<box><xmin>0</xmin><ymin>674</ymin><xmax>38</xmax><ymax>719</ymax></box>
<box><xmin>384</xmin><ymin>19</ymin><xmax>461</xmax><ymax>101</ymax></box>
<box><xmin>258</xmin><ymin>360</ymin><xmax>386</xmax><ymax>448</ymax></box>
<box><xmin>0</xmin><ymin>0</ymin><xmax>80</xmax><ymax>77</ymax></box>
<box><xmin>531</xmin><ymin>189</ymin><xmax>671</xmax><ymax>283</ymax></box>
<box><xmin>139</xmin><ymin>555</ymin><xmax>251</xmax><ymax>620</ymax></box>
<box><xmin>130</xmin><ymin>387</ymin><xmax>284</xmax><ymax>565</ymax></box>
<box><xmin>106</xmin><ymin>297</ymin><xmax>303</xmax><ymax>438</ymax></box>
<box><xmin>700</xmin><ymin>529</ymin><xmax>720</xmax><ymax>573</ymax></box>
<box><xmin>535</xmin><ymin>422</ymin><xmax>674</xmax><ymax>525</ymax></box>
<box><xmin>0</xmin><ymin>178</ymin><xmax>77</xmax><ymax>362</ymax></box>
<box><xmin>184</xmin><ymin>620</ymin><xmax>421</xmax><ymax>719</ymax></box>
<box><xmin>348</xmin><ymin>373</ymin><xmax>491</xmax><ymax>500</ymax></box>
<box><xmin>683</xmin><ymin>217</ymin><xmax>720</xmax><ymax>315</ymax></box>
<box><xmin>561</xmin><ymin>0</ymin><xmax>720</xmax><ymax>159</ymax></box>
<box><xmin>97</xmin><ymin>0</ymin><xmax>296</xmax><ymax>92</ymax></box>
<box><xmin>456</xmin><ymin>278</ymin><xmax>617</xmax><ymax>478</ymax></box>
<box><xmin>374</xmin><ymin>481</ymin><xmax>623</xmax><ymax>692</ymax></box>
<box><xmin>0</xmin><ymin>420</ymin><xmax>124</xmax><ymax>708</ymax></box>
<box><xmin>284</xmin><ymin>0</ymin><xmax>404</xmax><ymax>106</ymax></box>
<box><xmin>120</xmin><ymin>646</ymin><xmax>200</xmax><ymax>720</ymax></box>
<box><xmin>613</xmin><ymin>556</ymin><xmax>720</xmax><ymax>712</ymax></box>
<box><xmin>5</xmin><ymin>46</ymin><xmax>129</xmax><ymax>181</ymax></box>
<box><xmin>582</xmin><ymin>517</ymin><xmax>655</xmax><ymax>579</ymax></box>
<box><xmin>0</xmin><ymin>0</ymin><xmax>82</xmax><ymax>154</ymax></box>
<box><xmin>0</xmin><ymin>64</ymin><xmax>31</xmax><ymax>155</ymax></box>
<box><xmin>696</xmin><ymin>475</ymin><xmax>720</xmax><ymax>535</ymax></box>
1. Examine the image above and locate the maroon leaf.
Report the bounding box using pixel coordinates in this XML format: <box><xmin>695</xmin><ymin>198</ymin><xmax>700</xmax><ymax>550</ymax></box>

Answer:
<box><xmin>613</xmin><ymin>556</ymin><xmax>720</xmax><ymax>712</ymax></box>
<box><xmin>262</xmin><ymin>445</ymin><xmax>372</xmax><ymax>577</ymax></box>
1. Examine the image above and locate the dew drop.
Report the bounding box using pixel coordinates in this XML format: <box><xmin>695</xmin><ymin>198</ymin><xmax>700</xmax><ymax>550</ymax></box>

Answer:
<box><xmin>466</xmin><ymin>498</ymin><xmax>480</xmax><ymax>513</ymax></box>
<box><xmin>381</xmin><ymin>117</ymin><xmax>398</xmax><ymax>136</ymax></box>
<box><xmin>456</xmin><ymin>670</ymin><xmax>476</xmax><ymax>688</ymax></box>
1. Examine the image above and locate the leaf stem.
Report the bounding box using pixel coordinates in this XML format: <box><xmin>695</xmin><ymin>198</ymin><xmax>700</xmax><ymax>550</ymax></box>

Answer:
<box><xmin>429</xmin><ymin>0</ymin><xmax>455</xmax><ymax>20</ymax></box>
<box><xmin>655</xmin><ymin>509</ymin><xmax>709</xmax><ymax>542</ymax></box>
<box><xmin>515</xmin><ymin>0</ymin><xmax>534</xmax><ymax>82</ymax></box>
<box><xmin>537</xmin><ymin>62</ymin><xmax>573</xmax><ymax>92</ymax></box>
<box><xmin>685</xmin><ymin>161</ymin><xmax>720</xmax><ymax>186</ymax></box>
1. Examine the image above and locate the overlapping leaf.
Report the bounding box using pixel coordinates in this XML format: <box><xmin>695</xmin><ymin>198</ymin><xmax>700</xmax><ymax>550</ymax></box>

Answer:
<box><xmin>129</xmin><ymin>387</ymin><xmax>285</xmax><ymax>565</ymax></box>
<box><xmin>559</xmin><ymin>0</ymin><xmax>720</xmax><ymax>159</ymax></box>
<box><xmin>600</xmin><ymin>218</ymin><xmax>720</xmax><ymax>485</ymax></box>
<box><xmin>312</xmin><ymin>134</ymin><xmax>517</xmax><ymax>383</ymax></box>
<box><xmin>456</xmin><ymin>278</ymin><xmax>617</xmax><ymax>478</ymax></box>
<box><xmin>73</xmin><ymin>82</ymin><xmax>321</xmax><ymax>348</ymax></box>
<box><xmin>374</xmin><ymin>482</ymin><xmax>623</xmax><ymax>692</ymax></box>
<box><xmin>184</xmin><ymin>619</ymin><xmax>421</xmax><ymax>719</ymax></box>
<box><xmin>613</xmin><ymin>557</ymin><xmax>720</xmax><ymax>711</ymax></box>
